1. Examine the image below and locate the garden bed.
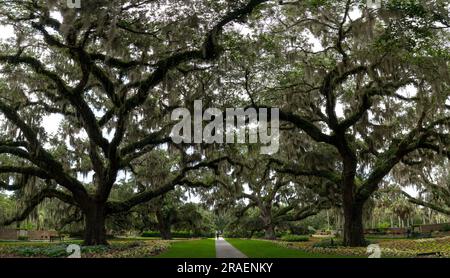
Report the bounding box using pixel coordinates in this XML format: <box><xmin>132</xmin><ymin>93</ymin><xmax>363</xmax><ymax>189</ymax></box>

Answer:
<box><xmin>0</xmin><ymin>240</ymin><xmax>169</xmax><ymax>258</ymax></box>
<box><xmin>273</xmin><ymin>236</ymin><xmax>450</xmax><ymax>258</ymax></box>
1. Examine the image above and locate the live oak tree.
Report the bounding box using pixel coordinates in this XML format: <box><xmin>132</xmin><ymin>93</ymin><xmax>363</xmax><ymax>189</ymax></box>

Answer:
<box><xmin>0</xmin><ymin>0</ymin><xmax>449</xmax><ymax>248</ymax></box>
<box><xmin>280</xmin><ymin>1</ymin><xmax>449</xmax><ymax>246</ymax></box>
<box><xmin>144</xmin><ymin>192</ymin><xmax>185</xmax><ymax>240</ymax></box>
<box><xmin>105</xmin><ymin>182</ymin><xmax>187</xmax><ymax>239</ymax></box>
<box><xmin>107</xmin><ymin>156</ymin><xmax>215</xmax><ymax>239</ymax></box>
<box><xmin>217</xmin><ymin>0</ymin><xmax>450</xmax><ymax>246</ymax></box>
<box><xmin>213</xmin><ymin>151</ymin><xmax>338</xmax><ymax>239</ymax></box>
<box><xmin>233</xmin><ymin>181</ymin><xmax>333</xmax><ymax>239</ymax></box>
<box><xmin>0</xmin><ymin>0</ymin><xmax>269</xmax><ymax>245</ymax></box>
<box><xmin>121</xmin><ymin>194</ymin><xmax>213</xmax><ymax>240</ymax></box>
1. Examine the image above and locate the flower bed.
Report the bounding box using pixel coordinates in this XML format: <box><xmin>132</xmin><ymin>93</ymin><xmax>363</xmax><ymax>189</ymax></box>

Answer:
<box><xmin>272</xmin><ymin>236</ymin><xmax>450</xmax><ymax>258</ymax></box>
<box><xmin>0</xmin><ymin>240</ymin><xmax>169</xmax><ymax>258</ymax></box>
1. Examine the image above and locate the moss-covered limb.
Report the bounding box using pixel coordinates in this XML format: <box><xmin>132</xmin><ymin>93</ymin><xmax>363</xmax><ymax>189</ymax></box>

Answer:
<box><xmin>0</xmin><ymin>165</ymin><xmax>51</xmax><ymax>191</ymax></box>
<box><xmin>123</xmin><ymin>0</ymin><xmax>271</xmax><ymax>115</ymax></box>
<box><xmin>275</xmin><ymin>200</ymin><xmax>331</xmax><ymax>222</ymax></box>
<box><xmin>0</xmin><ymin>165</ymin><xmax>50</xmax><ymax>180</ymax></box>
<box><xmin>1</xmin><ymin>188</ymin><xmax>77</xmax><ymax>226</ymax></box>
<box><xmin>107</xmin><ymin>156</ymin><xmax>229</xmax><ymax>214</ymax></box>
<box><xmin>402</xmin><ymin>191</ymin><xmax>450</xmax><ymax>216</ymax></box>
<box><xmin>269</xmin><ymin>157</ymin><xmax>341</xmax><ymax>184</ymax></box>
<box><xmin>0</xmin><ymin>99</ymin><xmax>90</xmax><ymax>200</ymax></box>
<box><xmin>355</xmin><ymin>123</ymin><xmax>437</xmax><ymax>203</ymax></box>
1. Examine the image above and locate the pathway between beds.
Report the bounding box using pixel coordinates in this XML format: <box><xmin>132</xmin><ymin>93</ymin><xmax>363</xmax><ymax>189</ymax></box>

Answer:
<box><xmin>215</xmin><ymin>237</ymin><xmax>247</xmax><ymax>258</ymax></box>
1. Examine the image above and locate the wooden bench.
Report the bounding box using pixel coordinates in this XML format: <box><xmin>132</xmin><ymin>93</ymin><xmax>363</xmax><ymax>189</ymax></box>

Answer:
<box><xmin>49</xmin><ymin>235</ymin><xmax>63</xmax><ymax>242</ymax></box>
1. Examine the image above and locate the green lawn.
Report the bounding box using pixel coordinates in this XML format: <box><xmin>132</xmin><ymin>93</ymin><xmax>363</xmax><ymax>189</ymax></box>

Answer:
<box><xmin>226</xmin><ymin>238</ymin><xmax>357</xmax><ymax>258</ymax></box>
<box><xmin>154</xmin><ymin>239</ymin><xmax>216</xmax><ymax>258</ymax></box>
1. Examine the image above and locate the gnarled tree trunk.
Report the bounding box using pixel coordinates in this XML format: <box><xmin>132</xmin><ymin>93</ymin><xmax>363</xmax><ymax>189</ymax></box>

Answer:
<box><xmin>343</xmin><ymin>201</ymin><xmax>365</xmax><ymax>247</ymax></box>
<box><xmin>340</xmin><ymin>153</ymin><xmax>366</xmax><ymax>247</ymax></box>
<box><xmin>261</xmin><ymin>206</ymin><xmax>276</xmax><ymax>239</ymax></box>
<box><xmin>264</xmin><ymin>224</ymin><xmax>276</xmax><ymax>239</ymax></box>
<box><xmin>83</xmin><ymin>202</ymin><xmax>108</xmax><ymax>246</ymax></box>
<box><xmin>156</xmin><ymin>210</ymin><xmax>173</xmax><ymax>240</ymax></box>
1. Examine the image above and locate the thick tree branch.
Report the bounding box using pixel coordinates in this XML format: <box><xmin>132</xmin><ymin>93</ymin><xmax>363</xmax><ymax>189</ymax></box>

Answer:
<box><xmin>402</xmin><ymin>191</ymin><xmax>450</xmax><ymax>216</ymax></box>
<box><xmin>0</xmin><ymin>99</ymin><xmax>90</xmax><ymax>201</ymax></box>
<box><xmin>107</xmin><ymin>156</ymin><xmax>231</xmax><ymax>213</ymax></box>
<box><xmin>122</xmin><ymin>0</ymin><xmax>270</xmax><ymax>114</ymax></box>
<box><xmin>0</xmin><ymin>188</ymin><xmax>77</xmax><ymax>226</ymax></box>
<box><xmin>269</xmin><ymin>157</ymin><xmax>341</xmax><ymax>183</ymax></box>
<box><xmin>0</xmin><ymin>56</ymin><xmax>110</xmax><ymax>154</ymax></box>
<box><xmin>0</xmin><ymin>165</ymin><xmax>50</xmax><ymax>180</ymax></box>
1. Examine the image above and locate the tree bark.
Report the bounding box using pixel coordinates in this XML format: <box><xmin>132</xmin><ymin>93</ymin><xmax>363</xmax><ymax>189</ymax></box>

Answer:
<box><xmin>158</xmin><ymin>225</ymin><xmax>172</xmax><ymax>240</ymax></box>
<box><xmin>248</xmin><ymin>230</ymin><xmax>255</xmax><ymax>239</ymax></box>
<box><xmin>264</xmin><ymin>224</ymin><xmax>276</xmax><ymax>239</ymax></box>
<box><xmin>260</xmin><ymin>205</ymin><xmax>276</xmax><ymax>239</ymax></box>
<box><xmin>343</xmin><ymin>202</ymin><xmax>365</xmax><ymax>247</ymax></box>
<box><xmin>262</xmin><ymin>215</ymin><xmax>276</xmax><ymax>239</ymax></box>
<box><xmin>156</xmin><ymin>210</ymin><xmax>172</xmax><ymax>240</ymax></box>
<box><xmin>83</xmin><ymin>202</ymin><xmax>108</xmax><ymax>246</ymax></box>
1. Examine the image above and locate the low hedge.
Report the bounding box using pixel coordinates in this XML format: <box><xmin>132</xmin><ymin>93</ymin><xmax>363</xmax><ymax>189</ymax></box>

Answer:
<box><xmin>442</xmin><ymin>224</ymin><xmax>450</xmax><ymax>232</ymax></box>
<box><xmin>141</xmin><ymin>231</ymin><xmax>213</xmax><ymax>238</ymax></box>
<box><xmin>280</xmin><ymin>235</ymin><xmax>310</xmax><ymax>242</ymax></box>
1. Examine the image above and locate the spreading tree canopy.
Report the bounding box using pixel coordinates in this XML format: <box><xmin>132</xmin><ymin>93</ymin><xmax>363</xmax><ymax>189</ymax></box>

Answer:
<box><xmin>0</xmin><ymin>0</ymin><xmax>269</xmax><ymax>245</ymax></box>
<box><xmin>0</xmin><ymin>0</ymin><xmax>449</xmax><ymax>247</ymax></box>
<box><xmin>213</xmin><ymin>0</ymin><xmax>450</xmax><ymax>246</ymax></box>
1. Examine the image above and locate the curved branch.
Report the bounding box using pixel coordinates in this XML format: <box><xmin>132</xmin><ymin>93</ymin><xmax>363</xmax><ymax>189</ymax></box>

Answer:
<box><xmin>276</xmin><ymin>200</ymin><xmax>331</xmax><ymax>222</ymax></box>
<box><xmin>402</xmin><ymin>191</ymin><xmax>450</xmax><ymax>215</ymax></box>
<box><xmin>108</xmin><ymin>156</ymin><xmax>231</xmax><ymax>213</ymax></box>
<box><xmin>0</xmin><ymin>99</ymin><xmax>89</xmax><ymax>199</ymax></box>
<box><xmin>122</xmin><ymin>0</ymin><xmax>270</xmax><ymax>114</ymax></box>
<box><xmin>269</xmin><ymin>157</ymin><xmax>341</xmax><ymax>183</ymax></box>
<box><xmin>0</xmin><ymin>189</ymin><xmax>77</xmax><ymax>226</ymax></box>
<box><xmin>0</xmin><ymin>56</ymin><xmax>110</xmax><ymax>154</ymax></box>
<box><xmin>0</xmin><ymin>166</ymin><xmax>50</xmax><ymax>179</ymax></box>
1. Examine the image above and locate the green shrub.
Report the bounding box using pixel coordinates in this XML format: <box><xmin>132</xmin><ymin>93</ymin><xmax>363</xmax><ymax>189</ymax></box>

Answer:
<box><xmin>81</xmin><ymin>245</ymin><xmax>109</xmax><ymax>254</ymax></box>
<box><xmin>14</xmin><ymin>245</ymin><xmax>67</xmax><ymax>257</ymax></box>
<box><xmin>193</xmin><ymin>232</ymin><xmax>214</xmax><ymax>238</ymax></box>
<box><xmin>14</xmin><ymin>247</ymin><xmax>39</xmax><ymax>257</ymax></box>
<box><xmin>378</xmin><ymin>222</ymin><xmax>390</xmax><ymax>229</ymax></box>
<box><xmin>18</xmin><ymin>236</ymin><xmax>28</xmax><ymax>241</ymax></box>
<box><xmin>313</xmin><ymin>238</ymin><xmax>372</xmax><ymax>248</ymax></box>
<box><xmin>442</xmin><ymin>224</ymin><xmax>450</xmax><ymax>232</ymax></box>
<box><xmin>281</xmin><ymin>235</ymin><xmax>309</xmax><ymax>242</ymax></box>
<box><xmin>141</xmin><ymin>231</ymin><xmax>160</xmax><ymax>237</ymax></box>
<box><xmin>275</xmin><ymin>232</ymin><xmax>285</xmax><ymax>238</ymax></box>
<box><xmin>410</xmin><ymin>231</ymin><xmax>432</xmax><ymax>239</ymax></box>
<box><xmin>172</xmin><ymin>231</ymin><xmax>192</xmax><ymax>238</ymax></box>
<box><xmin>313</xmin><ymin>238</ymin><xmax>344</xmax><ymax>248</ymax></box>
<box><xmin>141</xmin><ymin>231</ymin><xmax>193</xmax><ymax>238</ymax></box>
<box><xmin>43</xmin><ymin>246</ymin><xmax>68</xmax><ymax>257</ymax></box>
<box><xmin>251</xmin><ymin>231</ymin><xmax>265</xmax><ymax>238</ymax></box>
